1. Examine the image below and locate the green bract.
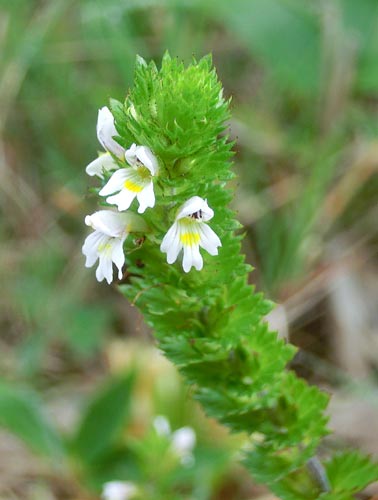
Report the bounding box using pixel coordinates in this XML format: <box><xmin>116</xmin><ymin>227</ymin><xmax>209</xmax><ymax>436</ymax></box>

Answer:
<box><xmin>91</xmin><ymin>53</ymin><xmax>378</xmax><ymax>499</ymax></box>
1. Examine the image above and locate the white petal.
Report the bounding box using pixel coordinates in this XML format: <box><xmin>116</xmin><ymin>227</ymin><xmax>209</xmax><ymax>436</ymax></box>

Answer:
<box><xmin>96</xmin><ymin>106</ymin><xmax>125</xmax><ymax>158</ymax></box>
<box><xmin>86</xmin><ymin>153</ymin><xmax>118</xmax><ymax>178</ymax></box>
<box><xmin>199</xmin><ymin>223</ymin><xmax>221</xmax><ymax>256</ymax></box>
<box><xmin>135</xmin><ymin>145</ymin><xmax>158</xmax><ymax>175</ymax></box>
<box><xmin>97</xmin><ymin>107</ymin><xmax>115</xmax><ymax>138</ymax></box>
<box><xmin>160</xmin><ymin>223</ymin><xmax>176</xmax><ymax>252</ymax></box>
<box><xmin>160</xmin><ymin>222</ymin><xmax>182</xmax><ymax>264</ymax></box>
<box><xmin>107</xmin><ymin>189</ymin><xmax>136</xmax><ymax>212</ymax></box>
<box><xmin>82</xmin><ymin>230</ymin><xmax>102</xmax><ymax>254</ymax></box>
<box><xmin>84</xmin><ymin>252</ymin><xmax>98</xmax><ymax>268</ymax></box>
<box><xmin>153</xmin><ymin>415</ymin><xmax>171</xmax><ymax>436</ymax></box>
<box><xmin>110</xmin><ymin>237</ymin><xmax>126</xmax><ymax>279</ymax></box>
<box><xmin>82</xmin><ymin>231</ymin><xmax>104</xmax><ymax>267</ymax></box>
<box><xmin>136</xmin><ymin>181</ymin><xmax>155</xmax><ymax>213</ymax></box>
<box><xmin>96</xmin><ymin>253</ymin><xmax>113</xmax><ymax>284</ymax></box>
<box><xmin>171</xmin><ymin>427</ymin><xmax>196</xmax><ymax>456</ymax></box>
<box><xmin>99</xmin><ymin>169</ymin><xmax>129</xmax><ymax>197</ymax></box>
<box><xmin>191</xmin><ymin>244</ymin><xmax>203</xmax><ymax>271</ymax></box>
<box><xmin>85</xmin><ymin>210</ymin><xmax>128</xmax><ymax>237</ymax></box>
<box><xmin>176</xmin><ymin>196</ymin><xmax>214</xmax><ymax>221</ymax></box>
<box><xmin>106</xmin><ymin>135</ymin><xmax>124</xmax><ymax>157</ymax></box>
<box><xmin>167</xmin><ymin>242</ymin><xmax>182</xmax><ymax>265</ymax></box>
<box><xmin>182</xmin><ymin>245</ymin><xmax>194</xmax><ymax>273</ymax></box>
<box><xmin>125</xmin><ymin>143</ymin><xmax>138</xmax><ymax>166</ymax></box>
<box><xmin>95</xmin><ymin>260</ymin><xmax>105</xmax><ymax>282</ymax></box>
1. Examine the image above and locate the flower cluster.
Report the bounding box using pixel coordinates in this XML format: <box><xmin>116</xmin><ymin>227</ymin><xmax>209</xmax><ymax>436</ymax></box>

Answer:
<box><xmin>153</xmin><ymin>415</ymin><xmax>196</xmax><ymax>466</ymax></box>
<box><xmin>83</xmin><ymin>106</ymin><xmax>221</xmax><ymax>283</ymax></box>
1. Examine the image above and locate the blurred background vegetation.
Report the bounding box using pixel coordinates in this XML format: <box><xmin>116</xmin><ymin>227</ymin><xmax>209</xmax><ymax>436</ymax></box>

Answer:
<box><xmin>0</xmin><ymin>0</ymin><xmax>377</xmax><ymax>499</ymax></box>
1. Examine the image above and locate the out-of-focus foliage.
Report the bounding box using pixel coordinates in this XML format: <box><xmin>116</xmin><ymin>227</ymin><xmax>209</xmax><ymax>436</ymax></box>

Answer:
<box><xmin>0</xmin><ymin>343</ymin><xmax>244</xmax><ymax>499</ymax></box>
<box><xmin>0</xmin><ymin>0</ymin><xmax>377</xmax><ymax>499</ymax></box>
<box><xmin>0</xmin><ymin>382</ymin><xmax>64</xmax><ymax>459</ymax></box>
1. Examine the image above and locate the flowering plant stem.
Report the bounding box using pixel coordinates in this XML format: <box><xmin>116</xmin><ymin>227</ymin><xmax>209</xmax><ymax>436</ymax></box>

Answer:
<box><xmin>84</xmin><ymin>53</ymin><xmax>378</xmax><ymax>499</ymax></box>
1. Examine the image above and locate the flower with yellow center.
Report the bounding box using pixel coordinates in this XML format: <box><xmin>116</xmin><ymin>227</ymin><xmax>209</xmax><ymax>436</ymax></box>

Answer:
<box><xmin>99</xmin><ymin>144</ymin><xmax>158</xmax><ymax>214</ymax></box>
<box><xmin>82</xmin><ymin>210</ymin><xmax>147</xmax><ymax>284</ymax></box>
<box><xmin>160</xmin><ymin>196</ymin><xmax>221</xmax><ymax>273</ymax></box>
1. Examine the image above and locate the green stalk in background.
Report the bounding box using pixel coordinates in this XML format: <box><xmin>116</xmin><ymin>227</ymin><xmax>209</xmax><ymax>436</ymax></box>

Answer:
<box><xmin>84</xmin><ymin>53</ymin><xmax>378</xmax><ymax>500</ymax></box>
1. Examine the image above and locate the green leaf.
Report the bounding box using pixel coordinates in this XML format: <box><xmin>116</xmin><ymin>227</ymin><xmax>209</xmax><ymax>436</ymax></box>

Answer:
<box><xmin>0</xmin><ymin>382</ymin><xmax>64</xmax><ymax>459</ymax></box>
<box><xmin>325</xmin><ymin>451</ymin><xmax>378</xmax><ymax>495</ymax></box>
<box><xmin>109</xmin><ymin>97</ymin><xmax>127</xmax><ymax>125</ymax></box>
<box><xmin>72</xmin><ymin>372</ymin><xmax>135</xmax><ymax>463</ymax></box>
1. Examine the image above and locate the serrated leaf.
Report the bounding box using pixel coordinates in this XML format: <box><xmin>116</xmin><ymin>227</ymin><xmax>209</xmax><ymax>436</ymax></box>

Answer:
<box><xmin>136</xmin><ymin>54</ymin><xmax>147</xmax><ymax>67</ymax></box>
<box><xmin>109</xmin><ymin>97</ymin><xmax>126</xmax><ymax>124</ymax></box>
<box><xmin>325</xmin><ymin>451</ymin><xmax>378</xmax><ymax>494</ymax></box>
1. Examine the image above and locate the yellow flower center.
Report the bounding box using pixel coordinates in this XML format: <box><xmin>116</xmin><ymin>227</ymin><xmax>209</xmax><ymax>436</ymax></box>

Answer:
<box><xmin>124</xmin><ymin>179</ymin><xmax>143</xmax><ymax>192</ymax></box>
<box><xmin>123</xmin><ymin>166</ymin><xmax>151</xmax><ymax>192</ymax></box>
<box><xmin>97</xmin><ymin>242</ymin><xmax>113</xmax><ymax>254</ymax></box>
<box><xmin>180</xmin><ymin>232</ymin><xmax>200</xmax><ymax>246</ymax></box>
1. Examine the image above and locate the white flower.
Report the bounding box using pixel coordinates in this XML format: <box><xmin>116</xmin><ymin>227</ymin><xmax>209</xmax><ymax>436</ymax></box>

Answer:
<box><xmin>102</xmin><ymin>481</ymin><xmax>138</xmax><ymax>500</ymax></box>
<box><xmin>153</xmin><ymin>415</ymin><xmax>196</xmax><ymax>467</ymax></box>
<box><xmin>85</xmin><ymin>152</ymin><xmax>118</xmax><ymax>179</ymax></box>
<box><xmin>160</xmin><ymin>196</ymin><xmax>221</xmax><ymax>273</ymax></box>
<box><xmin>97</xmin><ymin>106</ymin><xmax>125</xmax><ymax>158</ymax></box>
<box><xmin>153</xmin><ymin>415</ymin><xmax>171</xmax><ymax>437</ymax></box>
<box><xmin>171</xmin><ymin>427</ymin><xmax>196</xmax><ymax>466</ymax></box>
<box><xmin>99</xmin><ymin>143</ymin><xmax>158</xmax><ymax>214</ymax></box>
<box><xmin>85</xmin><ymin>106</ymin><xmax>124</xmax><ymax>177</ymax></box>
<box><xmin>82</xmin><ymin>210</ymin><xmax>146</xmax><ymax>284</ymax></box>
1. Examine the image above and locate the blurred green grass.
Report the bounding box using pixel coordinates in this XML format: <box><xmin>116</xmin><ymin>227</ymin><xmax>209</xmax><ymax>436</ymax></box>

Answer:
<box><xmin>0</xmin><ymin>0</ymin><xmax>378</xmax><ymax>498</ymax></box>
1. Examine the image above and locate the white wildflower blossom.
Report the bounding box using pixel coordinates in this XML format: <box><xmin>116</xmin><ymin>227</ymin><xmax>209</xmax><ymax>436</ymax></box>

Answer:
<box><xmin>97</xmin><ymin>106</ymin><xmax>125</xmax><ymax>158</ymax></box>
<box><xmin>99</xmin><ymin>143</ymin><xmax>158</xmax><ymax>214</ymax></box>
<box><xmin>171</xmin><ymin>426</ymin><xmax>196</xmax><ymax>466</ymax></box>
<box><xmin>102</xmin><ymin>481</ymin><xmax>138</xmax><ymax>500</ymax></box>
<box><xmin>153</xmin><ymin>415</ymin><xmax>171</xmax><ymax>436</ymax></box>
<box><xmin>85</xmin><ymin>106</ymin><xmax>124</xmax><ymax>177</ymax></box>
<box><xmin>85</xmin><ymin>152</ymin><xmax>118</xmax><ymax>179</ymax></box>
<box><xmin>82</xmin><ymin>210</ymin><xmax>146</xmax><ymax>284</ymax></box>
<box><xmin>153</xmin><ymin>415</ymin><xmax>196</xmax><ymax>467</ymax></box>
<box><xmin>160</xmin><ymin>196</ymin><xmax>221</xmax><ymax>272</ymax></box>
